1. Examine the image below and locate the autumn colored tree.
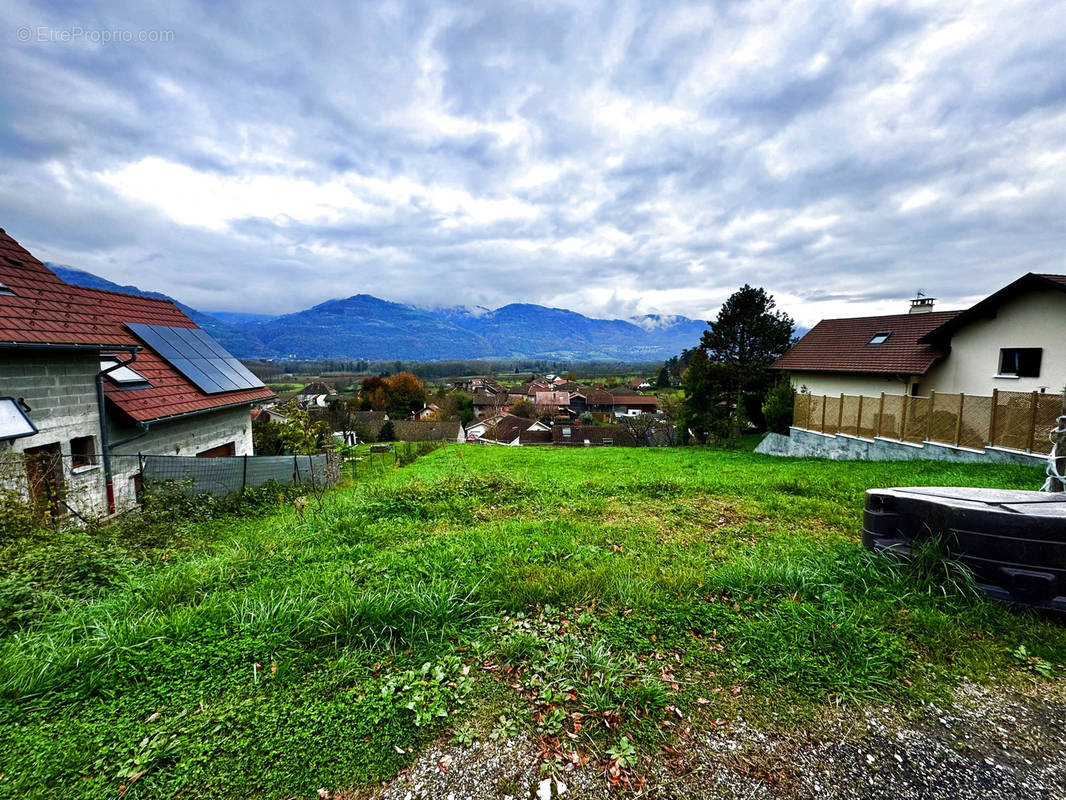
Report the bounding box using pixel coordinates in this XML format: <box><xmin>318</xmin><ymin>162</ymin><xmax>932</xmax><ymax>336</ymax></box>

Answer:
<box><xmin>386</xmin><ymin>372</ymin><xmax>428</xmax><ymax>418</ymax></box>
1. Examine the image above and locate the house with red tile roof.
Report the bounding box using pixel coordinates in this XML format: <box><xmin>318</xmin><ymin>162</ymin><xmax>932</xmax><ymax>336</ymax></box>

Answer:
<box><xmin>774</xmin><ymin>274</ymin><xmax>1066</xmax><ymax>398</ymax></box>
<box><xmin>0</xmin><ymin>229</ymin><xmax>274</xmax><ymax>519</ymax></box>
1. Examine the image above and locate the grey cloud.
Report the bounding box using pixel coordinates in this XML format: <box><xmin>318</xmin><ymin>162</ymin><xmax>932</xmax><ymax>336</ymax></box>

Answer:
<box><xmin>0</xmin><ymin>0</ymin><xmax>1064</xmax><ymax>328</ymax></box>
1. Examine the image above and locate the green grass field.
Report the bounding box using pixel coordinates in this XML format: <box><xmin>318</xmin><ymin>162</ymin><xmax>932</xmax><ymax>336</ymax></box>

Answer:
<box><xmin>1</xmin><ymin>446</ymin><xmax>1063</xmax><ymax>798</ymax></box>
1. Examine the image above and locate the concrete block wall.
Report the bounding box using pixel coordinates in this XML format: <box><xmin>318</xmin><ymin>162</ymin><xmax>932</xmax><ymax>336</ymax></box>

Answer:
<box><xmin>756</xmin><ymin>428</ymin><xmax>1046</xmax><ymax>466</ymax></box>
<box><xmin>0</xmin><ymin>350</ymin><xmax>108</xmax><ymax>518</ymax></box>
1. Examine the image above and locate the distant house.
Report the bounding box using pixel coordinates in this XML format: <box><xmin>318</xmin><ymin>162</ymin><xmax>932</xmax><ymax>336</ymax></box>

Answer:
<box><xmin>297</xmin><ymin>381</ymin><xmax>337</xmax><ymax>408</ymax></box>
<box><xmin>0</xmin><ymin>229</ymin><xmax>274</xmax><ymax>519</ymax></box>
<box><xmin>476</xmin><ymin>414</ymin><xmax>550</xmax><ymax>446</ymax></box>
<box><xmin>346</xmin><ymin>410</ymin><xmax>389</xmax><ymax>444</ymax></box>
<box><xmin>454</xmin><ymin>377</ymin><xmax>505</xmax><ymax>395</ymax></box>
<box><xmin>775</xmin><ymin>275</ymin><xmax>1066</xmax><ymax>398</ymax></box>
<box><xmin>534</xmin><ymin>391</ymin><xmax>570</xmax><ymax>409</ymax></box>
<box><xmin>251</xmin><ymin>407</ymin><xmax>288</xmax><ymax>425</ymax></box>
<box><xmin>629</xmin><ymin>377</ymin><xmax>652</xmax><ymax>390</ymax></box>
<box><xmin>552</xmin><ymin>424</ymin><xmax>637</xmax><ymax>447</ymax></box>
<box><xmin>410</xmin><ymin>403</ymin><xmax>439</xmax><ymax>421</ymax></box>
<box><xmin>569</xmin><ymin>389</ymin><xmax>614</xmax><ymax>416</ymax></box>
<box><xmin>464</xmin><ymin>414</ymin><xmax>505</xmax><ymax>440</ymax></box>
<box><xmin>609</xmin><ymin>395</ymin><xmax>659</xmax><ymax>417</ymax></box>
<box><xmin>472</xmin><ymin>389</ymin><xmax>509</xmax><ymax>418</ymax></box>
<box><xmin>388</xmin><ymin>419</ymin><xmax>466</xmax><ymax>443</ymax></box>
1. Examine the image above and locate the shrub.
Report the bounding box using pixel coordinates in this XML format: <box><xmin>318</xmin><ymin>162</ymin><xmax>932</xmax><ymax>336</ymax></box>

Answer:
<box><xmin>762</xmin><ymin>380</ymin><xmax>796</xmax><ymax>434</ymax></box>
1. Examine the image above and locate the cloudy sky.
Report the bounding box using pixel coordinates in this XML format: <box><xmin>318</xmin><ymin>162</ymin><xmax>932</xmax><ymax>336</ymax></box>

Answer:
<box><xmin>2</xmin><ymin>0</ymin><xmax>1064</xmax><ymax>326</ymax></box>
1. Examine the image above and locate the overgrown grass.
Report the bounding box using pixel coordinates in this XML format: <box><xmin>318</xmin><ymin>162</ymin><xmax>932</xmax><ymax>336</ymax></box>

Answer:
<box><xmin>0</xmin><ymin>446</ymin><xmax>1062</xmax><ymax>798</ymax></box>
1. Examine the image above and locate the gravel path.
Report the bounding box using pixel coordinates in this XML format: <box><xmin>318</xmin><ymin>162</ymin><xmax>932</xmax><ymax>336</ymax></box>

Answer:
<box><xmin>348</xmin><ymin>680</ymin><xmax>1066</xmax><ymax>800</ymax></box>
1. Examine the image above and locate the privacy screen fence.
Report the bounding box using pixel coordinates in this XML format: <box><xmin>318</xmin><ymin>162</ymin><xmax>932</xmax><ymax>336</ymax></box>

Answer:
<box><xmin>793</xmin><ymin>389</ymin><xmax>1064</xmax><ymax>455</ymax></box>
<box><xmin>139</xmin><ymin>453</ymin><xmax>336</xmax><ymax>496</ymax></box>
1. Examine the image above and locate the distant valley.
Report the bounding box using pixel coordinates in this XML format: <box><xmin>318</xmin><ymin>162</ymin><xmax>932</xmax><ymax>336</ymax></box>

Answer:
<box><xmin>49</xmin><ymin>265</ymin><xmax>709</xmax><ymax>362</ymax></box>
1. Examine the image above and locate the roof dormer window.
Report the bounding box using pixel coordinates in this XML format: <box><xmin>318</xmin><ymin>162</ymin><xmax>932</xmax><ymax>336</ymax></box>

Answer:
<box><xmin>868</xmin><ymin>331</ymin><xmax>892</xmax><ymax>345</ymax></box>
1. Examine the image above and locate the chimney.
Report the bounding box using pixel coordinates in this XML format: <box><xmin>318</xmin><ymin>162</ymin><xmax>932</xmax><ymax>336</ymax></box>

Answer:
<box><xmin>909</xmin><ymin>297</ymin><xmax>935</xmax><ymax>314</ymax></box>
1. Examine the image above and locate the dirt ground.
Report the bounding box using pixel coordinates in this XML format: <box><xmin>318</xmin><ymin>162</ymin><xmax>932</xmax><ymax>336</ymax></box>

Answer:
<box><xmin>351</xmin><ymin>679</ymin><xmax>1066</xmax><ymax>800</ymax></box>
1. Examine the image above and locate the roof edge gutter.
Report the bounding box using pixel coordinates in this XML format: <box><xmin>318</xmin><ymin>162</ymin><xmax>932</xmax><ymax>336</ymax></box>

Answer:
<box><xmin>0</xmin><ymin>341</ymin><xmax>132</xmax><ymax>351</ymax></box>
<box><xmin>121</xmin><ymin>395</ymin><xmax>276</xmax><ymax>429</ymax></box>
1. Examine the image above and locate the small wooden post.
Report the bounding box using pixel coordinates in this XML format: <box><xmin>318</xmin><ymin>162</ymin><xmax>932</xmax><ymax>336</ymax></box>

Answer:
<box><xmin>820</xmin><ymin>394</ymin><xmax>827</xmax><ymax>432</ymax></box>
<box><xmin>836</xmin><ymin>393</ymin><xmax>844</xmax><ymax>434</ymax></box>
<box><xmin>877</xmin><ymin>392</ymin><xmax>886</xmax><ymax>438</ymax></box>
<box><xmin>900</xmin><ymin>393</ymin><xmax>909</xmax><ymax>441</ymax></box>
<box><xmin>1026</xmin><ymin>391</ymin><xmax>1039</xmax><ymax>452</ymax></box>
<box><xmin>988</xmin><ymin>388</ymin><xmax>999</xmax><ymax>447</ymax></box>
<box><xmin>855</xmin><ymin>395</ymin><xmax>863</xmax><ymax>437</ymax></box>
<box><xmin>926</xmin><ymin>391</ymin><xmax>936</xmax><ymax>442</ymax></box>
<box><xmin>953</xmin><ymin>393</ymin><xmax>965</xmax><ymax>447</ymax></box>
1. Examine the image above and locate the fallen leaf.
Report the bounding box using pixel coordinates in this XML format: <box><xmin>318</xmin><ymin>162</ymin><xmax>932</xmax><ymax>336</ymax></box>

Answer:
<box><xmin>394</xmin><ymin>745</ymin><xmax>405</xmax><ymax>754</ymax></box>
<box><xmin>696</xmin><ymin>697</ymin><xmax>711</xmax><ymax>705</ymax></box>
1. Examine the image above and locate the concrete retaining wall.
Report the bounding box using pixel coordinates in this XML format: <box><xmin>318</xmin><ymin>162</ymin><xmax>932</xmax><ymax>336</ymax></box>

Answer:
<box><xmin>756</xmin><ymin>427</ymin><xmax>1047</xmax><ymax>466</ymax></box>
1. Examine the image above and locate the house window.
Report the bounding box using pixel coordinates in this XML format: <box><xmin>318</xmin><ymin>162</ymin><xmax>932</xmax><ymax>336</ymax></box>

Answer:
<box><xmin>868</xmin><ymin>331</ymin><xmax>892</xmax><ymax>345</ymax></box>
<box><xmin>0</xmin><ymin>280</ymin><xmax>13</xmax><ymax>296</ymax></box>
<box><xmin>71</xmin><ymin>435</ymin><xmax>96</xmax><ymax>469</ymax></box>
<box><xmin>999</xmin><ymin>348</ymin><xmax>1042</xmax><ymax>377</ymax></box>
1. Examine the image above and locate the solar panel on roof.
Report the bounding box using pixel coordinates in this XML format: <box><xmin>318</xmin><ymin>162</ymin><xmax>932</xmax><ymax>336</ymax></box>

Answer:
<box><xmin>125</xmin><ymin>323</ymin><xmax>266</xmax><ymax>395</ymax></box>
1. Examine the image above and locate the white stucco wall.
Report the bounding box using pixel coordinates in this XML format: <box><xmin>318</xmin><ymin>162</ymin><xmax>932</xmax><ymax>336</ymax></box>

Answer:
<box><xmin>922</xmin><ymin>290</ymin><xmax>1066</xmax><ymax>396</ymax></box>
<box><xmin>789</xmin><ymin>371</ymin><xmax>917</xmax><ymax>398</ymax></box>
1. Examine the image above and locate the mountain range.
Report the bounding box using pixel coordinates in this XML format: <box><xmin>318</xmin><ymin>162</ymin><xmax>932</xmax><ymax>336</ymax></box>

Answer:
<box><xmin>48</xmin><ymin>264</ymin><xmax>709</xmax><ymax>361</ymax></box>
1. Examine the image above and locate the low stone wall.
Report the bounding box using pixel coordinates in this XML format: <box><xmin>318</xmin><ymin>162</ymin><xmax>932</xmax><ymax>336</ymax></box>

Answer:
<box><xmin>756</xmin><ymin>427</ymin><xmax>1046</xmax><ymax>466</ymax></box>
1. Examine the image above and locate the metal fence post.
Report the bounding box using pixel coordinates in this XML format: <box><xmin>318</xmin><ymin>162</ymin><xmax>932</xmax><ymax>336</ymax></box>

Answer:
<box><xmin>836</xmin><ymin>393</ymin><xmax>844</xmax><ymax>434</ymax></box>
<box><xmin>856</xmin><ymin>395</ymin><xmax>864</xmax><ymax>437</ymax></box>
<box><xmin>242</xmin><ymin>454</ymin><xmax>249</xmax><ymax>493</ymax></box>
<box><xmin>926</xmin><ymin>391</ymin><xmax>936</xmax><ymax>441</ymax></box>
<box><xmin>900</xmin><ymin>394</ymin><xmax>909</xmax><ymax>441</ymax></box>
<box><xmin>820</xmin><ymin>395</ymin><xmax>827</xmax><ymax>432</ymax></box>
<box><xmin>877</xmin><ymin>392</ymin><xmax>886</xmax><ymax>438</ymax></box>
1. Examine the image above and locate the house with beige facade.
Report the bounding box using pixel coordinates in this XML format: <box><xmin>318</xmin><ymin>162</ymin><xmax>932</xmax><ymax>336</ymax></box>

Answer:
<box><xmin>774</xmin><ymin>274</ymin><xmax>1066</xmax><ymax>399</ymax></box>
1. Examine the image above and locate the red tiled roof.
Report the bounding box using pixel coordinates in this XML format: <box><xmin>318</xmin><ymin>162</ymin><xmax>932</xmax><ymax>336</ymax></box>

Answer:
<box><xmin>0</xmin><ymin>230</ymin><xmax>133</xmax><ymax>347</ymax></box>
<box><xmin>610</xmin><ymin>395</ymin><xmax>658</xmax><ymax>407</ymax></box>
<box><xmin>0</xmin><ymin>229</ymin><xmax>273</xmax><ymax>422</ymax></box>
<box><xmin>773</xmin><ymin>310</ymin><xmax>961</xmax><ymax>375</ymax></box>
<box><xmin>534</xmin><ymin>391</ymin><xmax>570</xmax><ymax>406</ymax></box>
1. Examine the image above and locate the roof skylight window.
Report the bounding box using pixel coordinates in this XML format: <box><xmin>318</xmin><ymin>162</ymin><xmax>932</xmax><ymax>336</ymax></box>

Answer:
<box><xmin>868</xmin><ymin>331</ymin><xmax>892</xmax><ymax>345</ymax></box>
<box><xmin>0</xmin><ymin>397</ymin><xmax>37</xmax><ymax>441</ymax></box>
<box><xmin>0</xmin><ymin>281</ymin><xmax>13</xmax><ymax>296</ymax></box>
<box><xmin>101</xmin><ymin>358</ymin><xmax>150</xmax><ymax>387</ymax></box>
